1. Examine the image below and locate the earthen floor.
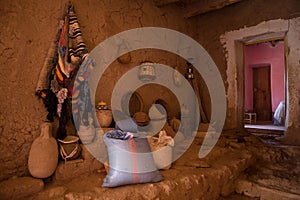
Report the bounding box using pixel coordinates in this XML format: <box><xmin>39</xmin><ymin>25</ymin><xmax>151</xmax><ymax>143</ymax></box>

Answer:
<box><xmin>29</xmin><ymin>131</ymin><xmax>300</xmax><ymax>200</ymax></box>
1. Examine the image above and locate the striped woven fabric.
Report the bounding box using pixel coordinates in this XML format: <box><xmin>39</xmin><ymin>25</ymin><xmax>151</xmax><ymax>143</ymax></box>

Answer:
<box><xmin>68</xmin><ymin>5</ymin><xmax>88</xmax><ymax>69</ymax></box>
<box><xmin>37</xmin><ymin>3</ymin><xmax>92</xmax><ymax>139</ymax></box>
<box><xmin>55</xmin><ymin>14</ymin><xmax>68</xmax><ymax>84</ymax></box>
<box><xmin>54</xmin><ymin>4</ymin><xmax>88</xmax><ymax>86</ymax></box>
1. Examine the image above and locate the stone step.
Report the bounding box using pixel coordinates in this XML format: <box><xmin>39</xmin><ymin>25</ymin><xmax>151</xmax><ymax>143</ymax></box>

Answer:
<box><xmin>235</xmin><ymin>179</ymin><xmax>300</xmax><ymax>200</ymax></box>
<box><xmin>246</xmin><ymin>129</ymin><xmax>284</xmax><ymax>137</ymax></box>
<box><xmin>54</xmin><ymin>144</ymin><xmax>104</xmax><ymax>182</ymax></box>
<box><xmin>0</xmin><ymin>176</ymin><xmax>44</xmax><ymax>199</ymax></box>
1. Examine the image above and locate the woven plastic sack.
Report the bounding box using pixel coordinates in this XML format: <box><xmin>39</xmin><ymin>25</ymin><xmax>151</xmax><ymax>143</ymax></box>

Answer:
<box><xmin>115</xmin><ymin>118</ymin><xmax>138</xmax><ymax>133</ymax></box>
<box><xmin>102</xmin><ymin>133</ymin><xmax>163</xmax><ymax>187</ymax></box>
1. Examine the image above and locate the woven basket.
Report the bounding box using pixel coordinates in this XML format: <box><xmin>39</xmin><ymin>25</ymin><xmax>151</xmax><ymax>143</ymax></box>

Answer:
<box><xmin>58</xmin><ymin>136</ymin><xmax>81</xmax><ymax>161</ymax></box>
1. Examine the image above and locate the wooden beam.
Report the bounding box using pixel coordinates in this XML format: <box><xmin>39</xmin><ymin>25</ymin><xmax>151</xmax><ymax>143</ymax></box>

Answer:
<box><xmin>185</xmin><ymin>0</ymin><xmax>242</xmax><ymax>18</ymax></box>
<box><xmin>190</xmin><ymin>76</ymin><xmax>208</xmax><ymax>123</ymax></box>
<box><xmin>154</xmin><ymin>0</ymin><xmax>181</xmax><ymax>7</ymax></box>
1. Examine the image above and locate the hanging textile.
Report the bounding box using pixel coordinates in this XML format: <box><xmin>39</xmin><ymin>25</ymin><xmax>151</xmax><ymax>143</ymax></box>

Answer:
<box><xmin>72</xmin><ymin>56</ymin><xmax>98</xmax><ymax>130</ymax></box>
<box><xmin>36</xmin><ymin>3</ymin><xmax>90</xmax><ymax>140</ymax></box>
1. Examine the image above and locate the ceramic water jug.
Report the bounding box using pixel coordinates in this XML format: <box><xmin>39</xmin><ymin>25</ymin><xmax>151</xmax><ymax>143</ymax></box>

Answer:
<box><xmin>28</xmin><ymin>122</ymin><xmax>58</xmax><ymax>178</ymax></box>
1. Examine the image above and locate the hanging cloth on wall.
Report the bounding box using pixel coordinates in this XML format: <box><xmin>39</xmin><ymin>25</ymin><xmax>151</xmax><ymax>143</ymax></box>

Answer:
<box><xmin>36</xmin><ymin>3</ymin><xmax>89</xmax><ymax>140</ymax></box>
<box><xmin>71</xmin><ymin>56</ymin><xmax>98</xmax><ymax>129</ymax></box>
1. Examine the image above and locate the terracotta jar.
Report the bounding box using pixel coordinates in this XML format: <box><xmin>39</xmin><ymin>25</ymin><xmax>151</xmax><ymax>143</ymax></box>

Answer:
<box><xmin>96</xmin><ymin>109</ymin><xmax>113</xmax><ymax>128</ymax></box>
<box><xmin>28</xmin><ymin>122</ymin><xmax>58</xmax><ymax>178</ymax></box>
<box><xmin>133</xmin><ymin>111</ymin><xmax>150</xmax><ymax>126</ymax></box>
<box><xmin>117</xmin><ymin>52</ymin><xmax>131</xmax><ymax>64</ymax></box>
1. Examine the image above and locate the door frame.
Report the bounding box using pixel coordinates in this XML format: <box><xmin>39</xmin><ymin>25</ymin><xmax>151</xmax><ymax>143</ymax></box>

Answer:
<box><xmin>242</xmin><ymin>37</ymin><xmax>287</xmax><ymax>126</ymax></box>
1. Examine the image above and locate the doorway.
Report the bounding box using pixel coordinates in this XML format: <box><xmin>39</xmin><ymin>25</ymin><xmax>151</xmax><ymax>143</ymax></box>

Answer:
<box><xmin>253</xmin><ymin>66</ymin><xmax>272</xmax><ymax>122</ymax></box>
<box><xmin>122</xmin><ymin>91</ymin><xmax>143</xmax><ymax>117</ymax></box>
<box><xmin>243</xmin><ymin>39</ymin><xmax>286</xmax><ymax>129</ymax></box>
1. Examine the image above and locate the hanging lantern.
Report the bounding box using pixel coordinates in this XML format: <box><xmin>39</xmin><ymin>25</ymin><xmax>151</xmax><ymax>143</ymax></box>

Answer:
<box><xmin>185</xmin><ymin>61</ymin><xmax>194</xmax><ymax>79</ymax></box>
<box><xmin>138</xmin><ymin>61</ymin><xmax>156</xmax><ymax>81</ymax></box>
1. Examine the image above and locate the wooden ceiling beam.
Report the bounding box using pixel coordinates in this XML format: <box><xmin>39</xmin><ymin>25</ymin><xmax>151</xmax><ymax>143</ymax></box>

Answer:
<box><xmin>185</xmin><ymin>0</ymin><xmax>242</xmax><ymax>18</ymax></box>
<box><xmin>154</xmin><ymin>0</ymin><xmax>181</xmax><ymax>7</ymax></box>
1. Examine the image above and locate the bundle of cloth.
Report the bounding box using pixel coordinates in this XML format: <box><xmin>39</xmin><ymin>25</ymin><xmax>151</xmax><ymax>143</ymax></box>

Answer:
<box><xmin>274</xmin><ymin>101</ymin><xmax>285</xmax><ymax>126</ymax></box>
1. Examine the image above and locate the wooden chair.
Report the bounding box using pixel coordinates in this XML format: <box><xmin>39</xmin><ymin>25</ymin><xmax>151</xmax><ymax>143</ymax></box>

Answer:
<box><xmin>244</xmin><ymin>112</ymin><xmax>257</xmax><ymax>124</ymax></box>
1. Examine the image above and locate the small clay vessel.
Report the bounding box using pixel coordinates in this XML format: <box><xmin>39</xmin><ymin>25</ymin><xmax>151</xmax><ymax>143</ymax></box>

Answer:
<box><xmin>96</xmin><ymin>109</ymin><xmax>113</xmax><ymax>128</ymax></box>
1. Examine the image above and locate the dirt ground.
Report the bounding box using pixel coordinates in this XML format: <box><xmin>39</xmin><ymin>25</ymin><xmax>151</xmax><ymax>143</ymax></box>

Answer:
<box><xmin>27</xmin><ymin>130</ymin><xmax>299</xmax><ymax>200</ymax></box>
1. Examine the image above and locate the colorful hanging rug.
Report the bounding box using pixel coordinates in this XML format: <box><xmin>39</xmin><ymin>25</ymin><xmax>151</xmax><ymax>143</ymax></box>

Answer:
<box><xmin>35</xmin><ymin>3</ymin><xmax>93</xmax><ymax>139</ymax></box>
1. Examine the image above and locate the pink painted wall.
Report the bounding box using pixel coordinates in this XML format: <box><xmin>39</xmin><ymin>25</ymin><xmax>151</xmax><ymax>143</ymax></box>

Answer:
<box><xmin>244</xmin><ymin>41</ymin><xmax>285</xmax><ymax>112</ymax></box>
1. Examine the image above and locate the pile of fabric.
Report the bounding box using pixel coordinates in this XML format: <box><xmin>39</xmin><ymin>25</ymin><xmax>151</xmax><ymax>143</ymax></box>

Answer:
<box><xmin>36</xmin><ymin>3</ymin><xmax>94</xmax><ymax>139</ymax></box>
<box><xmin>274</xmin><ymin>101</ymin><xmax>285</xmax><ymax>125</ymax></box>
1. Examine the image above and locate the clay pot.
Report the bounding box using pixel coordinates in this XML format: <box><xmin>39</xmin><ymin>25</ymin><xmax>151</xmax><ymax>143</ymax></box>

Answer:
<box><xmin>117</xmin><ymin>52</ymin><xmax>131</xmax><ymax>64</ymax></box>
<box><xmin>133</xmin><ymin>112</ymin><xmax>150</xmax><ymax>126</ymax></box>
<box><xmin>96</xmin><ymin>109</ymin><xmax>113</xmax><ymax>127</ymax></box>
<box><xmin>28</xmin><ymin>122</ymin><xmax>58</xmax><ymax>178</ymax></box>
<box><xmin>78</xmin><ymin>125</ymin><xmax>95</xmax><ymax>144</ymax></box>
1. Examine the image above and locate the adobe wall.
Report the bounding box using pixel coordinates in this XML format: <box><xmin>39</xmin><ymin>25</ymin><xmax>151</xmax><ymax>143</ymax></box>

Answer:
<box><xmin>0</xmin><ymin>0</ymin><xmax>194</xmax><ymax>181</ymax></box>
<box><xmin>0</xmin><ymin>0</ymin><xmax>299</xmax><ymax>181</ymax></box>
<box><xmin>281</xmin><ymin>17</ymin><xmax>300</xmax><ymax>145</ymax></box>
<box><xmin>219</xmin><ymin>5</ymin><xmax>300</xmax><ymax>142</ymax></box>
<box><xmin>190</xmin><ymin>0</ymin><xmax>300</xmax><ymax>129</ymax></box>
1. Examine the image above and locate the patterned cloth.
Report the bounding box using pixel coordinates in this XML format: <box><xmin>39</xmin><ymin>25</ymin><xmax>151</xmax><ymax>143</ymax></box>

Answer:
<box><xmin>71</xmin><ymin>57</ymin><xmax>96</xmax><ymax>128</ymax></box>
<box><xmin>38</xmin><ymin>3</ymin><xmax>91</xmax><ymax>139</ymax></box>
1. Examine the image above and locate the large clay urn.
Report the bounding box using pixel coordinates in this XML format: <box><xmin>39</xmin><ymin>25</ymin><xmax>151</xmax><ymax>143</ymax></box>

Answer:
<box><xmin>28</xmin><ymin>122</ymin><xmax>58</xmax><ymax>178</ymax></box>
